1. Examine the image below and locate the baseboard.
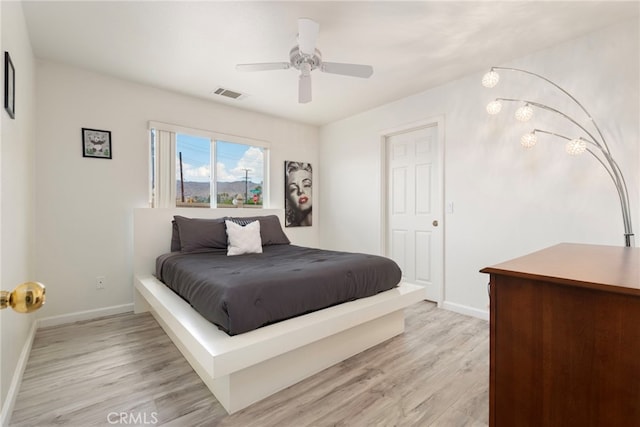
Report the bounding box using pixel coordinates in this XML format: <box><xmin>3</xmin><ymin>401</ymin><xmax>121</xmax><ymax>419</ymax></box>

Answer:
<box><xmin>0</xmin><ymin>319</ymin><xmax>37</xmax><ymax>427</ymax></box>
<box><xmin>442</xmin><ymin>301</ymin><xmax>489</xmax><ymax>321</ymax></box>
<box><xmin>37</xmin><ymin>303</ymin><xmax>134</xmax><ymax>328</ymax></box>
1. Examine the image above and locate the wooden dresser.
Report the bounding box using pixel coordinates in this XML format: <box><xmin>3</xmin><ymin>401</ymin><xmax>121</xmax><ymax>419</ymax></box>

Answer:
<box><xmin>481</xmin><ymin>243</ymin><xmax>640</xmax><ymax>427</ymax></box>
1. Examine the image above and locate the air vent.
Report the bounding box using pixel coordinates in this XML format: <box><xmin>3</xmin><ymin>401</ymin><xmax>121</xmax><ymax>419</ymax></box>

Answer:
<box><xmin>211</xmin><ymin>87</ymin><xmax>245</xmax><ymax>100</ymax></box>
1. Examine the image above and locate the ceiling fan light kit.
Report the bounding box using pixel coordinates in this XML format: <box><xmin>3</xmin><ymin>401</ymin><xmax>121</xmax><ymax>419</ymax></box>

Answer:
<box><xmin>236</xmin><ymin>18</ymin><xmax>374</xmax><ymax>104</ymax></box>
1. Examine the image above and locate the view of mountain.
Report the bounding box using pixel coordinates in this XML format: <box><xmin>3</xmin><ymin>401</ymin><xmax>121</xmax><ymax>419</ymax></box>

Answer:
<box><xmin>176</xmin><ymin>181</ymin><xmax>262</xmax><ymax>200</ymax></box>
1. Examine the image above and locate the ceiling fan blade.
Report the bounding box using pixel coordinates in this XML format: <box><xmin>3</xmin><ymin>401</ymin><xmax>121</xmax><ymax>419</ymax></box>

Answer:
<box><xmin>236</xmin><ymin>62</ymin><xmax>290</xmax><ymax>72</ymax></box>
<box><xmin>298</xmin><ymin>72</ymin><xmax>312</xmax><ymax>104</ymax></box>
<box><xmin>298</xmin><ymin>18</ymin><xmax>319</xmax><ymax>56</ymax></box>
<box><xmin>321</xmin><ymin>62</ymin><xmax>374</xmax><ymax>78</ymax></box>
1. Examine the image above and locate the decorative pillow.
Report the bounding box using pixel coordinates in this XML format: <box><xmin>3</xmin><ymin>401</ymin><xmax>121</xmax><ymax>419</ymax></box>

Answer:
<box><xmin>225</xmin><ymin>215</ymin><xmax>290</xmax><ymax>246</ymax></box>
<box><xmin>173</xmin><ymin>216</ymin><xmax>227</xmax><ymax>253</ymax></box>
<box><xmin>170</xmin><ymin>220</ymin><xmax>181</xmax><ymax>252</ymax></box>
<box><xmin>225</xmin><ymin>220</ymin><xmax>263</xmax><ymax>256</ymax></box>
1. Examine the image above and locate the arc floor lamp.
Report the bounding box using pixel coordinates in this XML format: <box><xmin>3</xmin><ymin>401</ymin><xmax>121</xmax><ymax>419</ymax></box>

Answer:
<box><xmin>483</xmin><ymin>66</ymin><xmax>634</xmax><ymax>248</ymax></box>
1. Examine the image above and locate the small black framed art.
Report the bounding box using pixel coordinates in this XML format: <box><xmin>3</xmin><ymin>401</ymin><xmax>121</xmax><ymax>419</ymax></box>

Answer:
<box><xmin>4</xmin><ymin>51</ymin><xmax>15</xmax><ymax>119</ymax></box>
<box><xmin>82</xmin><ymin>128</ymin><xmax>112</xmax><ymax>159</ymax></box>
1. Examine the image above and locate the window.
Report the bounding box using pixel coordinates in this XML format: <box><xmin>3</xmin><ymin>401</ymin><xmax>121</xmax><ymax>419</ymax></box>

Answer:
<box><xmin>150</xmin><ymin>122</ymin><xmax>268</xmax><ymax>209</ymax></box>
<box><xmin>215</xmin><ymin>140</ymin><xmax>264</xmax><ymax>208</ymax></box>
<box><xmin>176</xmin><ymin>134</ymin><xmax>211</xmax><ymax>207</ymax></box>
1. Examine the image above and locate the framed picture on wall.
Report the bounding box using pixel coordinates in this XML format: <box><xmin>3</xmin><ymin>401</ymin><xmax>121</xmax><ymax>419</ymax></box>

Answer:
<box><xmin>4</xmin><ymin>51</ymin><xmax>15</xmax><ymax>119</ymax></box>
<box><xmin>82</xmin><ymin>128</ymin><xmax>112</xmax><ymax>159</ymax></box>
<box><xmin>284</xmin><ymin>160</ymin><xmax>312</xmax><ymax>227</ymax></box>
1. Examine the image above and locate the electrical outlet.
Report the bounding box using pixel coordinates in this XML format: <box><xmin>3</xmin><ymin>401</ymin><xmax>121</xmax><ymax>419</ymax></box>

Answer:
<box><xmin>96</xmin><ymin>276</ymin><xmax>106</xmax><ymax>290</ymax></box>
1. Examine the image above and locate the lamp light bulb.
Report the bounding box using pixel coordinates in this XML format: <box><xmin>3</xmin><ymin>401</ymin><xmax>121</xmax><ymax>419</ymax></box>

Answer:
<box><xmin>566</xmin><ymin>138</ymin><xmax>586</xmax><ymax>155</ymax></box>
<box><xmin>520</xmin><ymin>132</ymin><xmax>537</xmax><ymax>149</ymax></box>
<box><xmin>482</xmin><ymin>70</ymin><xmax>500</xmax><ymax>88</ymax></box>
<box><xmin>515</xmin><ymin>104</ymin><xmax>534</xmax><ymax>122</ymax></box>
<box><xmin>486</xmin><ymin>100</ymin><xmax>502</xmax><ymax>115</ymax></box>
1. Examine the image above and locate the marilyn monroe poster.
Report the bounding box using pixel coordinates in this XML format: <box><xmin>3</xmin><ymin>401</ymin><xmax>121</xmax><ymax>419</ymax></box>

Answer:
<box><xmin>284</xmin><ymin>161</ymin><xmax>312</xmax><ymax>227</ymax></box>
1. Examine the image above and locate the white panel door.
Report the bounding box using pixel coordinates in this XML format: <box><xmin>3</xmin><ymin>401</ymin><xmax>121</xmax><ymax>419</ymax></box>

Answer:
<box><xmin>386</xmin><ymin>124</ymin><xmax>442</xmax><ymax>302</ymax></box>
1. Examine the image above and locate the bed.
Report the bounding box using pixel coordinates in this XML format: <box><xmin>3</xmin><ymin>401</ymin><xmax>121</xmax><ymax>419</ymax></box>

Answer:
<box><xmin>133</xmin><ymin>208</ymin><xmax>426</xmax><ymax>414</ymax></box>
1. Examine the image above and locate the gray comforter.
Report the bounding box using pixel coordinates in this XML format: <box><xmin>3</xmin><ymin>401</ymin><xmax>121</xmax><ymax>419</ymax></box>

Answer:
<box><xmin>156</xmin><ymin>245</ymin><xmax>402</xmax><ymax>335</ymax></box>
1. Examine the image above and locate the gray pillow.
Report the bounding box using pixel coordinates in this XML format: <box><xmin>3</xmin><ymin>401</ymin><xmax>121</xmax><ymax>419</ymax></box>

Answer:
<box><xmin>173</xmin><ymin>216</ymin><xmax>228</xmax><ymax>253</ymax></box>
<box><xmin>170</xmin><ymin>220</ymin><xmax>181</xmax><ymax>252</ymax></box>
<box><xmin>225</xmin><ymin>215</ymin><xmax>290</xmax><ymax>245</ymax></box>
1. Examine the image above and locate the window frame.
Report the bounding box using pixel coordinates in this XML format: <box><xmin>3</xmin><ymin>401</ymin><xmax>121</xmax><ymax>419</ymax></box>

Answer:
<box><xmin>149</xmin><ymin>121</ymin><xmax>270</xmax><ymax>209</ymax></box>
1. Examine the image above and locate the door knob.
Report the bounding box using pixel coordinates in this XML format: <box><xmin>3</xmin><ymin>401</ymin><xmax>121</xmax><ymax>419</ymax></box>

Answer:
<box><xmin>432</xmin><ymin>220</ymin><xmax>439</xmax><ymax>227</ymax></box>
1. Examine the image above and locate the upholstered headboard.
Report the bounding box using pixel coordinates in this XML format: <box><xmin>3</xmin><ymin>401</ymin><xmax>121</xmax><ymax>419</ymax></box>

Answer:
<box><xmin>133</xmin><ymin>208</ymin><xmax>286</xmax><ymax>276</ymax></box>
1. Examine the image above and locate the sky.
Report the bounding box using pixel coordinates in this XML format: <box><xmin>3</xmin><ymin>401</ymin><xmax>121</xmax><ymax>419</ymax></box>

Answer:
<box><xmin>176</xmin><ymin>134</ymin><xmax>264</xmax><ymax>184</ymax></box>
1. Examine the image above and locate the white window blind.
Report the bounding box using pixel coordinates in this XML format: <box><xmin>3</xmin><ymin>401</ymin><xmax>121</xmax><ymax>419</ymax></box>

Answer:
<box><xmin>153</xmin><ymin>129</ymin><xmax>176</xmax><ymax>208</ymax></box>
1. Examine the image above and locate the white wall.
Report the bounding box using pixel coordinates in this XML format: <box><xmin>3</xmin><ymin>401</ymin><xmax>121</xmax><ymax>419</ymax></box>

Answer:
<box><xmin>0</xmin><ymin>1</ymin><xmax>37</xmax><ymax>422</ymax></box>
<box><xmin>34</xmin><ymin>61</ymin><xmax>319</xmax><ymax>320</ymax></box>
<box><xmin>319</xmin><ymin>19</ymin><xmax>639</xmax><ymax>317</ymax></box>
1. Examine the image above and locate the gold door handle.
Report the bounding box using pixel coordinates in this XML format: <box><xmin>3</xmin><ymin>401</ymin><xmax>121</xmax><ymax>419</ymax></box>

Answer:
<box><xmin>432</xmin><ymin>220</ymin><xmax>439</xmax><ymax>227</ymax></box>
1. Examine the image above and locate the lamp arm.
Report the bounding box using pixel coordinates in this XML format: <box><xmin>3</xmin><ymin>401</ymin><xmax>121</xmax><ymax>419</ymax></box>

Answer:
<box><xmin>533</xmin><ymin>129</ymin><xmax>620</xmax><ymax>197</ymax></box>
<box><xmin>598</xmin><ymin>147</ymin><xmax>634</xmax><ymax>243</ymax></box>
<box><xmin>532</xmin><ymin>129</ymin><xmax>634</xmax><ymax>246</ymax></box>
<box><xmin>492</xmin><ymin>66</ymin><xmax>611</xmax><ymax>154</ymax></box>
<box><xmin>497</xmin><ymin>98</ymin><xmax>604</xmax><ymax>152</ymax></box>
<box><xmin>586</xmin><ymin>148</ymin><xmax>632</xmax><ymax>236</ymax></box>
<box><xmin>588</xmin><ymin>147</ymin><xmax>634</xmax><ymax>246</ymax></box>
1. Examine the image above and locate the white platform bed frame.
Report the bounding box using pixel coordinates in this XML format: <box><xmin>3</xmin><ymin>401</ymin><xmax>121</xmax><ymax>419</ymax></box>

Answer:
<box><xmin>133</xmin><ymin>208</ymin><xmax>426</xmax><ymax>414</ymax></box>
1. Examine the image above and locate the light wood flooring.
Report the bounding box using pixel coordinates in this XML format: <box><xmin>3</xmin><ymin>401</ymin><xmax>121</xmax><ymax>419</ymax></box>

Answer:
<box><xmin>10</xmin><ymin>302</ymin><xmax>489</xmax><ymax>426</ymax></box>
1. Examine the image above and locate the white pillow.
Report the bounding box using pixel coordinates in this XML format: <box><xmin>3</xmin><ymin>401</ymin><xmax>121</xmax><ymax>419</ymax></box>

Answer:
<box><xmin>225</xmin><ymin>220</ymin><xmax>263</xmax><ymax>256</ymax></box>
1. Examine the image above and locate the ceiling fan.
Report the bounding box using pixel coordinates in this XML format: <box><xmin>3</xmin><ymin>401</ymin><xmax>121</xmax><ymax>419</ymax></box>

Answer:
<box><xmin>236</xmin><ymin>18</ymin><xmax>374</xmax><ymax>104</ymax></box>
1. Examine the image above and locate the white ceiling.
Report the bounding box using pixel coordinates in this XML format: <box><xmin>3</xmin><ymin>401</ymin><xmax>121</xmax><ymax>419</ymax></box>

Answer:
<box><xmin>22</xmin><ymin>1</ymin><xmax>639</xmax><ymax>126</ymax></box>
